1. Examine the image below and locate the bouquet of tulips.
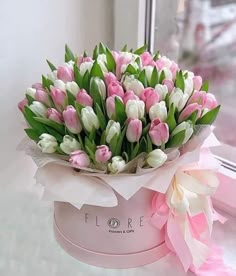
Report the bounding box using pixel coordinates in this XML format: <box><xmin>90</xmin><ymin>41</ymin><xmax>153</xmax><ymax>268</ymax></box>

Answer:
<box><xmin>18</xmin><ymin>43</ymin><xmax>220</xmax><ymax>173</ymax></box>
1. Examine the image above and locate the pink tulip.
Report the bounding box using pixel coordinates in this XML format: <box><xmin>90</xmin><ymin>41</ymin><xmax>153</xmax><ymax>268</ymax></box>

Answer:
<box><xmin>204</xmin><ymin>93</ymin><xmax>218</xmax><ymax>110</ymax></box>
<box><xmin>32</xmin><ymin>83</ymin><xmax>43</xmax><ymax>89</ymax></box>
<box><xmin>95</xmin><ymin>145</ymin><xmax>112</xmax><ymax>163</ymax></box>
<box><xmin>188</xmin><ymin>91</ymin><xmax>206</xmax><ymax>106</ymax></box>
<box><xmin>69</xmin><ymin>150</ymin><xmax>90</xmax><ymax>168</ymax></box>
<box><xmin>140</xmin><ymin>87</ymin><xmax>159</xmax><ymax>112</ymax></box>
<box><xmin>47</xmin><ymin>108</ymin><xmax>63</xmax><ymax>124</ymax></box>
<box><xmin>123</xmin><ymin>90</ymin><xmax>139</xmax><ymax>104</ymax></box>
<box><xmin>179</xmin><ymin>103</ymin><xmax>201</xmax><ymax>123</ymax></box>
<box><xmin>140</xmin><ymin>52</ymin><xmax>156</xmax><ymax>66</ymax></box>
<box><xmin>170</xmin><ymin>62</ymin><xmax>179</xmax><ymax>79</ymax></box>
<box><xmin>35</xmin><ymin>89</ymin><xmax>51</xmax><ymax>106</ymax></box>
<box><xmin>112</xmin><ymin>50</ymin><xmax>119</xmax><ymax>62</ymax></box>
<box><xmin>126</xmin><ymin>119</ymin><xmax>142</xmax><ymax>143</ymax></box>
<box><xmin>105</xmin><ymin>72</ymin><xmax>118</xmax><ymax>87</ymax></box>
<box><xmin>149</xmin><ymin>118</ymin><xmax>169</xmax><ymax>146</ymax></box>
<box><xmin>77</xmin><ymin>56</ymin><xmax>93</xmax><ymax>66</ymax></box>
<box><xmin>162</xmin><ymin>79</ymin><xmax>174</xmax><ymax>93</ymax></box>
<box><xmin>50</xmin><ymin>87</ymin><xmax>67</xmax><ymax>112</ymax></box>
<box><xmin>106</xmin><ymin>95</ymin><xmax>123</xmax><ymax>119</ymax></box>
<box><xmin>76</xmin><ymin>89</ymin><xmax>93</xmax><ymax>107</ymax></box>
<box><xmin>57</xmin><ymin>66</ymin><xmax>74</xmax><ymax>82</ymax></box>
<box><xmin>63</xmin><ymin>105</ymin><xmax>82</xmax><ymax>134</ymax></box>
<box><xmin>108</xmin><ymin>81</ymin><xmax>124</xmax><ymax>98</ymax></box>
<box><xmin>116</xmin><ymin>55</ymin><xmax>132</xmax><ymax>79</ymax></box>
<box><xmin>18</xmin><ymin>98</ymin><xmax>28</xmax><ymax>112</ymax></box>
<box><xmin>193</xmin><ymin>76</ymin><xmax>203</xmax><ymax>91</ymax></box>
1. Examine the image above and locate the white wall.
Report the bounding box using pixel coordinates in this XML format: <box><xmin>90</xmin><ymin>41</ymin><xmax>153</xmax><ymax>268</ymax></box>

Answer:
<box><xmin>0</xmin><ymin>0</ymin><xmax>113</xmax><ymax>185</ymax></box>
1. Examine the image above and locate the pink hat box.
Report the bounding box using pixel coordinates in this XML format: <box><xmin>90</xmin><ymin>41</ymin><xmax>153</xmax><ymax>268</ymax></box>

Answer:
<box><xmin>53</xmin><ymin>187</ymin><xmax>169</xmax><ymax>269</ymax></box>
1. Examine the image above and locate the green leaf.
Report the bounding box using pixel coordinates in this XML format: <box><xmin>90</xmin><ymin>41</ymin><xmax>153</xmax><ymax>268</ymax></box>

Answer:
<box><xmin>135</xmin><ymin>57</ymin><xmax>141</xmax><ymax>67</ymax></box>
<box><xmin>125</xmin><ymin>64</ymin><xmax>137</xmax><ymax>75</ymax></box>
<box><xmin>146</xmin><ymin>134</ymin><xmax>153</xmax><ymax>153</ymax></box>
<box><xmin>95</xmin><ymin>103</ymin><xmax>106</xmax><ymax>130</ymax></box>
<box><xmin>166</xmin><ymin>103</ymin><xmax>177</xmax><ymax>132</ymax></box>
<box><xmin>196</xmin><ymin>105</ymin><xmax>220</xmax><ymax>125</ymax></box>
<box><xmin>185</xmin><ymin>110</ymin><xmax>199</xmax><ymax>124</ymax></box>
<box><xmin>90</xmin><ymin>78</ymin><xmax>103</xmax><ymax>108</ymax></box>
<box><xmin>26</xmin><ymin>94</ymin><xmax>35</xmax><ymax>105</ymax></box>
<box><xmin>66</xmin><ymin>90</ymin><xmax>76</xmax><ymax>106</ymax></box>
<box><xmin>99</xmin><ymin>42</ymin><xmax>107</xmax><ymax>54</ymax></box>
<box><xmin>23</xmin><ymin>106</ymin><xmax>46</xmax><ymax>134</ymax></box>
<box><xmin>100</xmin><ymin>130</ymin><xmax>106</xmax><ymax>145</ymax></box>
<box><xmin>34</xmin><ymin>117</ymin><xmax>65</xmax><ymax>135</ymax></box>
<box><xmin>85</xmin><ymin>136</ymin><xmax>96</xmax><ymax>152</ymax></box>
<box><xmin>89</xmin><ymin>127</ymin><xmax>96</xmax><ymax>141</ymax></box>
<box><xmin>90</xmin><ymin>61</ymin><xmax>104</xmax><ymax>80</ymax></box>
<box><xmin>82</xmin><ymin>70</ymin><xmax>90</xmax><ymax>91</ymax></box>
<box><xmin>74</xmin><ymin>64</ymin><xmax>83</xmax><ymax>87</ymax></box>
<box><xmin>115</xmin><ymin>97</ymin><xmax>126</xmax><ymax>125</ymax></box>
<box><xmin>131</xmin><ymin>142</ymin><xmax>140</xmax><ymax>159</ymax></box>
<box><xmin>121</xmin><ymin>44</ymin><xmax>128</xmax><ymax>51</ymax></box>
<box><xmin>93</xmin><ymin>45</ymin><xmax>99</xmax><ymax>60</ymax></box>
<box><xmin>134</xmin><ymin>44</ymin><xmax>148</xmax><ymax>55</ymax></box>
<box><xmin>138</xmin><ymin>69</ymin><xmax>147</xmax><ymax>87</ymax></box>
<box><xmin>65</xmin><ymin>44</ymin><xmax>75</xmax><ymax>62</ymax></box>
<box><xmin>139</xmin><ymin>136</ymin><xmax>147</xmax><ymax>154</ymax></box>
<box><xmin>175</xmin><ymin>70</ymin><xmax>185</xmax><ymax>91</ymax></box>
<box><xmin>106</xmin><ymin>47</ymin><xmax>116</xmax><ymax>72</ymax></box>
<box><xmin>85</xmin><ymin>145</ymin><xmax>96</xmax><ymax>163</ymax></box>
<box><xmin>42</xmin><ymin>75</ymin><xmax>53</xmax><ymax>90</ymax></box>
<box><xmin>115</xmin><ymin>125</ymin><xmax>127</xmax><ymax>156</ymax></box>
<box><xmin>24</xmin><ymin>128</ymin><xmax>40</xmax><ymax>141</ymax></box>
<box><xmin>167</xmin><ymin>130</ymin><xmax>186</xmax><ymax>148</ymax></box>
<box><xmin>109</xmin><ymin>133</ymin><xmax>119</xmax><ymax>155</ymax></box>
<box><xmin>159</xmin><ymin>70</ymin><xmax>165</xmax><ymax>84</ymax></box>
<box><xmin>122</xmin><ymin>151</ymin><xmax>129</xmax><ymax>162</ymax></box>
<box><xmin>83</xmin><ymin>50</ymin><xmax>88</xmax><ymax>57</ymax></box>
<box><xmin>153</xmin><ymin>51</ymin><xmax>160</xmax><ymax>61</ymax></box>
<box><xmin>150</xmin><ymin>67</ymin><xmax>158</xmax><ymax>87</ymax></box>
<box><xmin>75</xmin><ymin>101</ymin><xmax>84</xmax><ymax>114</ymax></box>
<box><xmin>46</xmin><ymin>60</ymin><xmax>57</xmax><ymax>71</ymax></box>
<box><xmin>44</xmin><ymin>126</ymin><xmax>63</xmax><ymax>142</ymax></box>
<box><xmin>201</xmin><ymin>80</ymin><xmax>209</xmax><ymax>92</ymax></box>
<box><xmin>142</xmin><ymin>123</ymin><xmax>150</xmax><ymax>136</ymax></box>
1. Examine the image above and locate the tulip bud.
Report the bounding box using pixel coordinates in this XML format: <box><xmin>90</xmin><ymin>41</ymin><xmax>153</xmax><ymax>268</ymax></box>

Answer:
<box><xmin>170</xmin><ymin>62</ymin><xmax>179</xmax><ymax>79</ymax></box>
<box><xmin>69</xmin><ymin>150</ymin><xmax>90</xmax><ymax>168</ymax></box>
<box><xmin>123</xmin><ymin>90</ymin><xmax>139</xmax><ymax>104</ymax></box>
<box><xmin>97</xmin><ymin>54</ymin><xmax>108</xmax><ymax>73</ymax></box>
<box><xmin>146</xmin><ymin>149</ymin><xmax>167</xmax><ymax>168</ymax></box>
<box><xmin>76</xmin><ymin>89</ymin><xmax>93</xmax><ymax>107</ymax></box>
<box><xmin>26</xmin><ymin>87</ymin><xmax>36</xmax><ymax>99</ymax></box>
<box><xmin>193</xmin><ymin>76</ymin><xmax>202</xmax><ymax>91</ymax></box>
<box><xmin>57</xmin><ymin>65</ymin><xmax>74</xmax><ymax>82</ymax></box>
<box><xmin>178</xmin><ymin>103</ymin><xmax>201</xmax><ymax>123</ymax></box>
<box><xmin>116</xmin><ymin>54</ymin><xmax>132</xmax><ymax>79</ymax></box>
<box><xmin>184</xmin><ymin>77</ymin><xmax>194</xmax><ymax>96</ymax></box>
<box><xmin>125</xmin><ymin>99</ymin><xmax>145</xmax><ymax>119</ymax></box>
<box><xmin>95</xmin><ymin>145</ymin><xmax>112</xmax><ymax>163</ymax></box>
<box><xmin>162</xmin><ymin>80</ymin><xmax>174</xmax><ymax>93</ymax></box>
<box><xmin>106</xmin><ymin>95</ymin><xmax>123</xmax><ymax>119</ymax></box>
<box><xmin>29</xmin><ymin>101</ymin><xmax>47</xmax><ymax>117</ymax></box>
<box><xmin>162</xmin><ymin>68</ymin><xmax>172</xmax><ymax>80</ymax></box>
<box><xmin>66</xmin><ymin>81</ymin><xmax>80</xmax><ymax>97</ymax></box>
<box><xmin>50</xmin><ymin>87</ymin><xmax>67</xmax><ymax>112</ymax></box>
<box><xmin>18</xmin><ymin>98</ymin><xmax>28</xmax><ymax>112</ymax></box>
<box><xmin>126</xmin><ymin>119</ymin><xmax>142</xmax><ymax>142</ymax></box>
<box><xmin>32</xmin><ymin>83</ymin><xmax>43</xmax><ymax>89</ymax></box>
<box><xmin>47</xmin><ymin>108</ymin><xmax>63</xmax><ymax>124</ymax></box>
<box><xmin>108</xmin><ymin>81</ymin><xmax>124</xmax><ymax>98</ymax></box>
<box><xmin>156</xmin><ymin>56</ymin><xmax>172</xmax><ymax>70</ymax></box>
<box><xmin>149</xmin><ymin>101</ymin><xmax>167</xmax><ymax>121</ymax></box>
<box><xmin>35</xmin><ymin>89</ymin><xmax>51</xmax><ymax>107</ymax></box>
<box><xmin>204</xmin><ymin>93</ymin><xmax>218</xmax><ymax>110</ymax></box>
<box><xmin>108</xmin><ymin>156</ymin><xmax>126</xmax><ymax>173</ymax></box>
<box><xmin>149</xmin><ymin>118</ymin><xmax>169</xmax><ymax>146</ymax></box>
<box><xmin>60</xmin><ymin>135</ymin><xmax>81</xmax><ymax>154</ymax></box>
<box><xmin>140</xmin><ymin>52</ymin><xmax>155</xmax><ymax>66</ymax></box>
<box><xmin>140</xmin><ymin>87</ymin><xmax>159</xmax><ymax>112</ymax></box>
<box><xmin>187</xmin><ymin>91</ymin><xmax>206</xmax><ymax>106</ymax></box>
<box><xmin>63</xmin><ymin>105</ymin><xmax>82</xmax><ymax>134</ymax></box>
<box><xmin>47</xmin><ymin>70</ymin><xmax>57</xmax><ymax>82</ymax></box>
<box><xmin>169</xmin><ymin>88</ymin><xmax>189</xmax><ymax>112</ymax></box>
<box><xmin>91</xmin><ymin>77</ymin><xmax>106</xmax><ymax>99</ymax></box>
<box><xmin>79</xmin><ymin>61</ymin><xmax>94</xmax><ymax>76</ymax></box>
<box><xmin>105</xmin><ymin>120</ymin><xmax>121</xmax><ymax>143</ymax></box>
<box><xmin>105</xmin><ymin>72</ymin><xmax>118</xmax><ymax>87</ymax></box>
<box><xmin>81</xmin><ymin>106</ymin><xmax>99</xmax><ymax>132</ymax></box>
<box><xmin>54</xmin><ymin>79</ymin><xmax>66</xmax><ymax>91</ymax></box>
<box><xmin>123</xmin><ymin>75</ymin><xmax>144</xmax><ymax>97</ymax></box>
<box><xmin>155</xmin><ymin>84</ymin><xmax>168</xmax><ymax>101</ymax></box>
<box><xmin>171</xmin><ymin>121</ymin><xmax>193</xmax><ymax>144</ymax></box>
<box><xmin>37</xmin><ymin>133</ymin><xmax>58</xmax><ymax>153</ymax></box>
<box><xmin>143</xmin><ymin>66</ymin><xmax>153</xmax><ymax>83</ymax></box>
<box><xmin>77</xmin><ymin>56</ymin><xmax>93</xmax><ymax>66</ymax></box>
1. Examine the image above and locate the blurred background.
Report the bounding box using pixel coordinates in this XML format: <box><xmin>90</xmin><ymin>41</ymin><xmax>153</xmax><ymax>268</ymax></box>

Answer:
<box><xmin>0</xmin><ymin>0</ymin><xmax>236</xmax><ymax>275</ymax></box>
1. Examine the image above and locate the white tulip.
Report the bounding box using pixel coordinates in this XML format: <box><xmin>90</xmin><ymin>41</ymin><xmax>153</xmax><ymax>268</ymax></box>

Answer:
<box><xmin>146</xmin><ymin>149</ymin><xmax>167</xmax><ymax>168</ymax></box>
<box><xmin>149</xmin><ymin>101</ymin><xmax>167</xmax><ymax>121</ymax></box>
<box><xmin>155</xmin><ymin>84</ymin><xmax>168</xmax><ymax>101</ymax></box>
<box><xmin>105</xmin><ymin>120</ymin><xmax>121</xmax><ymax>143</ymax></box>
<box><xmin>126</xmin><ymin>99</ymin><xmax>145</xmax><ymax>119</ymax></box>
<box><xmin>29</xmin><ymin>101</ymin><xmax>47</xmax><ymax>117</ymax></box>
<box><xmin>169</xmin><ymin>88</ymin><xmax>189</xmax><ymax>111</ymax></box>
<box><xmin>97</xmin><ymin>54</ymin><xmax>108</xmax><ymax>73</ymax></box>
<box><xmin>60</xmin><ymin>135</ymin><xmax>81</xmax><ymax>154</ymax></box>
<box><xmin>63</xmin><ymin>60</ymin><xmax>75</xmax><ymax>70</ymax></box>
<box><xmin>91</xmin><ymin>77</ymin><xmax>106</xmax><ymax>99</ymax></box>
<box><xmin>182</xmin><ymin>70</ymin><xmax>194</xmax><ymax>78</ymax></box>
<box><xmin>121</xmin><ymin>62</ymin><xmax>139</xmax><ymax>74</ymax></box>
<box><xmin>171</xmin><ymin>121</ymin><xmax>193</xmax><ymax>144</ymax></box>
<box><xmin>54</xmin><ymin>79</ymin><xmax>66</xmax><ymax>91</ymax></box>
<box><xmin>120</xmin><ymin>52</ymin><xmax>139</xmax><ymax>62</ymax></box>
<box><xmin>81</xmin><ymin>106</ymin><xmax>99</xmax><ymax>132</ymax></box>
<box><xmin>144</xmin><ymin>66</ymin><xmax>153</xmax><ymax>83</ymax></box>
<box><xmin>66</xmin><ymin>81</ymin><xmax>80</xmax><ymax>96</ymax></box>
<box><xmin>159</xmin><ymin>56</ymin><xmax>172</xmax><ymax>68</ymax></box>
<box><xmin>184</xmin><ymin>77</ymin><xmax>194</xmax><ymax>96</ymax></box>
<box><xmin>37</xmin><ymin>134</ymin><xmax>58</xmax><ymax>153</ymax></box>
<box><xmin>108</xmin><ymin>156</ymin><xmax>126</xmax><ymax>173</ymax></box>
<box><xmin>47</xmin><ymin>70</ymin><xmax>57</xmax><ymax>82</ymax></box>
<box><xmin>80</xmin><ymin>61</ymin><xmax>94</xmax><ymax>76</ymax></box>
<box><xmin>26</xmin><ymin>88</ymin><xmax>36</xmax><ymax>99</ymax></box>
<box><xmin>162</xmin><ymin>67</ymin><xmax>172</xmax><ymax>80</ymax></box>
<box><xmin>123</xmin><ymin>75</ymin><xmax>144</xmax><ymax>97</ymax></box>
